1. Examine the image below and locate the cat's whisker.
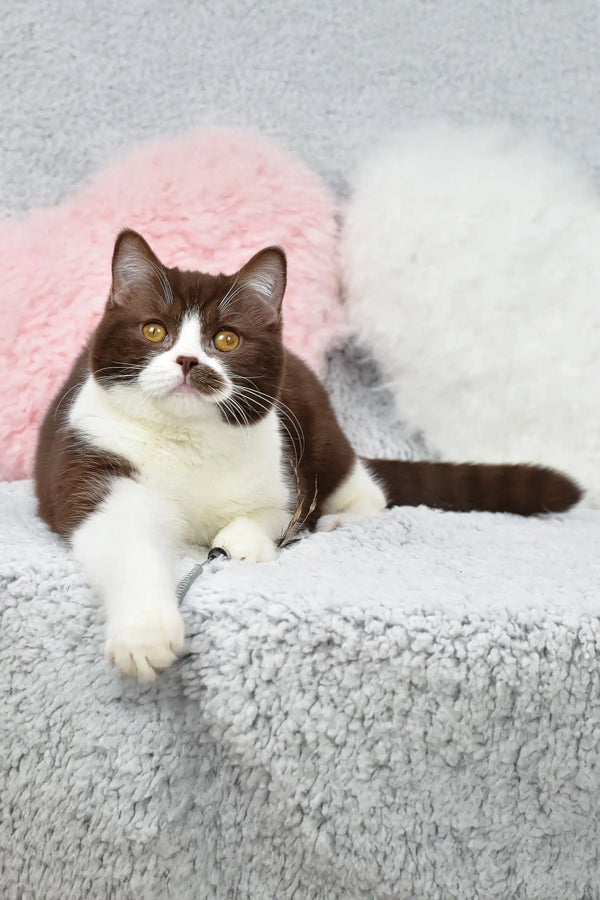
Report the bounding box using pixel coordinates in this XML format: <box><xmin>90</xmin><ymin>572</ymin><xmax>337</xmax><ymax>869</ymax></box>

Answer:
<box><xmin>150</xmin><ymin>259</ymin><xmax>174</xmax><ymax>307</ymax></box>
<box><xmin>230</xmin><ymin>373</ymin><xmax>267</xmax><ymax>383</ymax></box>
<box><xmin>227</xmin><ymin>394</ymin><xmax>252</xmax><ymax>430</ymax></box>
<box><xmin>233</xmin><ymin>380</ymin><xmax>303</xmax><ymax>435</ymax></box>
<box><xmin>219</xmin><ymin>396</ymin><xmax>250</xmax><ymax>452</ymax></box>
<box><xmin>232</xmin><ymin>385</ymin><xmax>304</xmax><ymax>470</ymax></box>
<box><xmin>217</xmin><ymin>272</ymin><xmax>241</xmax><ymax>313</ymax></box>
<box><xmin>54</xmin><ymin>365</ymin><xmax>147</xmax><ymax>420</ymax></box>
<box><xmin>53</xmin><ymin>381</ymin><xmax>87</xmax><ymax>420</ymax></box>
<box><xmin>236</xmin><ymin>394</ymin><xmax>304</xmax><ymax>462</ymax></box>
<box><xmin>94</xmin><ymin>369</ymin><xmax>145</xmax><ymax>380</ymax></box>
<box><xmin>232</xmin><ymin>382</ymin><xmax>306</xmax><ymax>462</ymax></box>
<box><xmin>91</xmin><ymin>360</ymin><xmax>146</xmax><ymax>368</ymax></box>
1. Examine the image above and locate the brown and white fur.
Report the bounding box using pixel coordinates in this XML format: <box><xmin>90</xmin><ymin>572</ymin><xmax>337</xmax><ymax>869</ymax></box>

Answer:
<box><xmin>35</xmin><ymin>230</ymin><xmax>581</xmax><ymax>680</ymax></box>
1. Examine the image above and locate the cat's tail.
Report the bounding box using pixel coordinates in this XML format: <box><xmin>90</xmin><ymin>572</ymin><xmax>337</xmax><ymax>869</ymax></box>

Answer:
<box><xmin>364</xmin><ymin>459</ymin><xmax>582</xmax><ymax>516</ymax></box>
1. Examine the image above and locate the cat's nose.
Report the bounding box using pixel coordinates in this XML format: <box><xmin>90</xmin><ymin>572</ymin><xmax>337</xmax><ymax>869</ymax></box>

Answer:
<box><xmin>176</xmin><ymin>356</ymin><xmax>199</xmax><ymax>377</ymax></box>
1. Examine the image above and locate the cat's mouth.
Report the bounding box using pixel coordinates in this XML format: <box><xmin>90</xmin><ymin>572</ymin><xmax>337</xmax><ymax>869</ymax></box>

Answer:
<box><xmin>171</xmin><ymin>369</ymin><xmax>230</xmax><ymax>403</ymax></box>
<box><xmin>173</xmin><ymin>382</ymin><xmax>196</xmax><ymax>394</ymax></box>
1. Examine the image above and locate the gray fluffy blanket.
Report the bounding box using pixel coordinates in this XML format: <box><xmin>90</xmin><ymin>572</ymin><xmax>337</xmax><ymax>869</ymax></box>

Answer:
<box><xmin>2</xmin><ymin>478</ymin><xmax>600</xmax><ymax>899</ymax></box>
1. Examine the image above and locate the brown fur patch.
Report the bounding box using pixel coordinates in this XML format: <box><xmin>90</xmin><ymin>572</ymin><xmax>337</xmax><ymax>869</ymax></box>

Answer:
<box><xmin>35</xmin><ymin>349</ymin><xmax>136</xmax><ymax>538</ymax></box>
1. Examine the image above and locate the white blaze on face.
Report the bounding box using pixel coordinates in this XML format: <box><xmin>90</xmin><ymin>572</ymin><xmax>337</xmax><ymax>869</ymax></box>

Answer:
<box><xmin>137</xmin><ymin>312</ymin><xmax>232</xmax><ymax>403</ymax></box>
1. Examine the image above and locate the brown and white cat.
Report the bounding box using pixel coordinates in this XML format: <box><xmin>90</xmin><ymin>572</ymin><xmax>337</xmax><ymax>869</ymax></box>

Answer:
<box><xmin>35</xmin><ymin>230</ymin><xmax>581</xmax><ymax>680</ymax></box>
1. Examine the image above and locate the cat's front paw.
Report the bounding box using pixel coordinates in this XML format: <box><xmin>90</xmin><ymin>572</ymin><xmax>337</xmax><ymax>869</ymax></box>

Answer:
<box><xmin>213</xmin><ymin>517</ymin><xmax>277</xmax><ymax>563</ymax></box>
<box><xmin>106</xmin><ymin>602</ymin><xmax>185</xmax><ymax>681</ymax></box>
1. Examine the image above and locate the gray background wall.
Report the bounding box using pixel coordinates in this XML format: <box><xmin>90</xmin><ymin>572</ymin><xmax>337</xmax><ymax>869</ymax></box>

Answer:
<box><xmin>2</xmin><ymin>0</ymin><xmax>600</xmax><ymax>216</ymax></box>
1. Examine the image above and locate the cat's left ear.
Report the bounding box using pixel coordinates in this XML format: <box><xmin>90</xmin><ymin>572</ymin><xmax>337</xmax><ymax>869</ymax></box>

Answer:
<box><xmin>237</xmin><ymin>246</ymin><xmax>287</xmax><ymax>318</ymax></box>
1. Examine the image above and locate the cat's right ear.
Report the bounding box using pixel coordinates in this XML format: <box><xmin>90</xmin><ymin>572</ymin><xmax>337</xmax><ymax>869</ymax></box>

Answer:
<box><xmin>109</xmin><ymin>229</ymin><xmax>164</xmax><ymax>306</ymax></box>
<box><xmin>236</xmin><ymin>246</ymin><xmax>287</xmax><ymax>319</ymax></box>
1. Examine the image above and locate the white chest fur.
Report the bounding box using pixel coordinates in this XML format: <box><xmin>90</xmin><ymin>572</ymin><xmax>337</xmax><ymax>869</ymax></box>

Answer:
<box><xmin>69</xmin><ymin>376</ymin><xmax>292</xmax><ymax>545</ymax></box>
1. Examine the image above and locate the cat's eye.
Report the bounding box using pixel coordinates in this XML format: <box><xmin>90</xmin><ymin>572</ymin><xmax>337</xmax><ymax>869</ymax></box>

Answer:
<box><xmin>213</xmin><ymin>330</ymin><xmax>240</xmax><ymax>352</ymax></box>
<box><xmin>142</xmin><ymin>322</ymin><xmax>168</xmax><ymax>343</ymax></box>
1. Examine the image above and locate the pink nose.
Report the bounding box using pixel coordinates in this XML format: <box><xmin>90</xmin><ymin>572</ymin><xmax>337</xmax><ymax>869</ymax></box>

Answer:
<box><xmin>176</xmin><ymin>356</ymin><xmax>198</xmax><ymax>377</ymax></box>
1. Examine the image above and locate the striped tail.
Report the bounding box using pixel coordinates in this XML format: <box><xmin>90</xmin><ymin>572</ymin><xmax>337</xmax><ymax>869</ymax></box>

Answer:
<box><xmin>364</xmin><ymin>459</ymin><xmax>582</xmax><ymax>516</ymax></box>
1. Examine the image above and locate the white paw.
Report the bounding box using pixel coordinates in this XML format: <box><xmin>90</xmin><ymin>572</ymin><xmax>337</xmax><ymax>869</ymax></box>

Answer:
<box><xmin>106</xmin><ymin>601</ymin><xmax>185</xmax><ymax>681</ymax></box>
<box><xmin>214</xmin><ymin>518</ymin><xmax>277</xmax><ymax>563</ymax></box>
<box><xmin>316</xmin><ymin>512</ymin><xmax>365</xmax><ymax>533</ymax></box>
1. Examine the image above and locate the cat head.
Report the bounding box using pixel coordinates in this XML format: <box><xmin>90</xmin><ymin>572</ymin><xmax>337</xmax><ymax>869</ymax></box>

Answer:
<box><xmin>90</xmin><ymin>229</ymin><xmax>287</xmax><ymax>425</ymax></box>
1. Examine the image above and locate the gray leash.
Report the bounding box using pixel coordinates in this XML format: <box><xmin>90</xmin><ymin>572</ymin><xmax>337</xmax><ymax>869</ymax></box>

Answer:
<box><xmin>176</xmin><ymin>547</ymin><xmax>230</xmax><ymax>603</ymax></box>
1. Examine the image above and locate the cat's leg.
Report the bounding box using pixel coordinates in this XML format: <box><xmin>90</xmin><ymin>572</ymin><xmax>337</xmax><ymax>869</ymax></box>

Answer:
<box><xmin>212</xmin><ymin>509</ymin><xmax>290</xmax><ymax>563</ymax></box>
<box><xmin>317</xmin><ymin>459</ymin><xmax>387</xmax><ymax>532</ymax></box>
<box><xmin>71</xmin><ymin>477</ymin><xmax>184</xmax><ymax>681</ymax></box>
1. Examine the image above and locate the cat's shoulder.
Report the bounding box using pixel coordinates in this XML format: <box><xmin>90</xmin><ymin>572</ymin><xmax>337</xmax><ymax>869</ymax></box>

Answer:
<box><xmin>281</xmin><ymin>348</ymin><xmax>329</xmax><ymax>403</ymax></box>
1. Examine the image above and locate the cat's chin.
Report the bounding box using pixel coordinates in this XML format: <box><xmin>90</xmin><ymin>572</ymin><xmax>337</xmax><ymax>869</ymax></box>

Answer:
<box><xmin>159</xmin><ymin>388</ymin><xmax>221</xmax><ymax>417</ymax></box>
<box><xmin>106</xmin><ymin>380</ymin><xmax>224</xmax><ymax>424</ymax></box>
<box><xmin>170</xmin><ymin>383</ymin><xmax>224</xmax><ymax>402</ymax></box>
<box><xmin>168</xmin><ymin>382</ymin><xmax>230</xmax><ymax>407</ymax></box>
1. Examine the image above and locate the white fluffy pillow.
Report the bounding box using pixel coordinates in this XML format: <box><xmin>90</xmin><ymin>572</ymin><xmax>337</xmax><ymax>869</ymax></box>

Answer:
<box><xmin>341</xmin><ymin>123</ymin><xmax>600</xmax><ymax>506</ymax></box>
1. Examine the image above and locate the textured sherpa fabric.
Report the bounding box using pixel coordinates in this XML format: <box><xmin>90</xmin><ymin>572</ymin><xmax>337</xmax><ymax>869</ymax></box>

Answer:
<box><xmin>2</xmin><ymin>479</ymin><xmax>600</xmax><ymax>900</ymax></box>
<box><xmin>341</xmin><ymin>123</ymin><xmax>600</xmax><ymax>505</ymax></box>
<box><xmin>0</xmin><ymin>129</ymin><xmax>343</xmax><ymax>481</ymax></box>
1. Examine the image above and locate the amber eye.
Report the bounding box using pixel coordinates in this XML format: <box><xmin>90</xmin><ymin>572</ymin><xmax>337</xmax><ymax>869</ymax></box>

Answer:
<box><xmin>142</xmin><ymin>322</ymin><xmax>168</xmax><ymax>343</ymax></box>
<box><xmin>213</xmin><ymin>330</ymin><xmax>240</xmax><ymax>352</ymax></box>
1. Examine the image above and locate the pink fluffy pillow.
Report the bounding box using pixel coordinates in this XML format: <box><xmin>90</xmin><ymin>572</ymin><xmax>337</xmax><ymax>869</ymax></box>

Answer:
<box><xmin>1</xmin><ymin>130</ymin><xmax>345</xmax><ymax>481</ymax></box>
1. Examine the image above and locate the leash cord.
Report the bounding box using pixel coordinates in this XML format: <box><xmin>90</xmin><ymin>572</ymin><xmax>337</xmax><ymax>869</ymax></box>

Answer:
<box><xmin>176</xmin><ymin>547</ymin><xmax>230</xmax><ymax>603</ymax></box>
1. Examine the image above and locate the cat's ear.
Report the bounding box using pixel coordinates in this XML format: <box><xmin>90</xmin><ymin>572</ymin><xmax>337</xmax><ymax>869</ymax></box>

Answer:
<box><xmin>237</xmin><ymin>246</ymin><xmax>287</xmax><ymax>318</ymax></box>
<box><xmin>110</xmin><ymin>229</ymin><xmax>165</xmax><ymax>305</ymax></box>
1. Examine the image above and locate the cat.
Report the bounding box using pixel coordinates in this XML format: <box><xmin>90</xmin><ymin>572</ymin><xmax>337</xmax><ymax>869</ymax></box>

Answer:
<box><xmin>35</xmin><ymin>229</ymin><xmax>581</xmax><ymax>680</ymax></box>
